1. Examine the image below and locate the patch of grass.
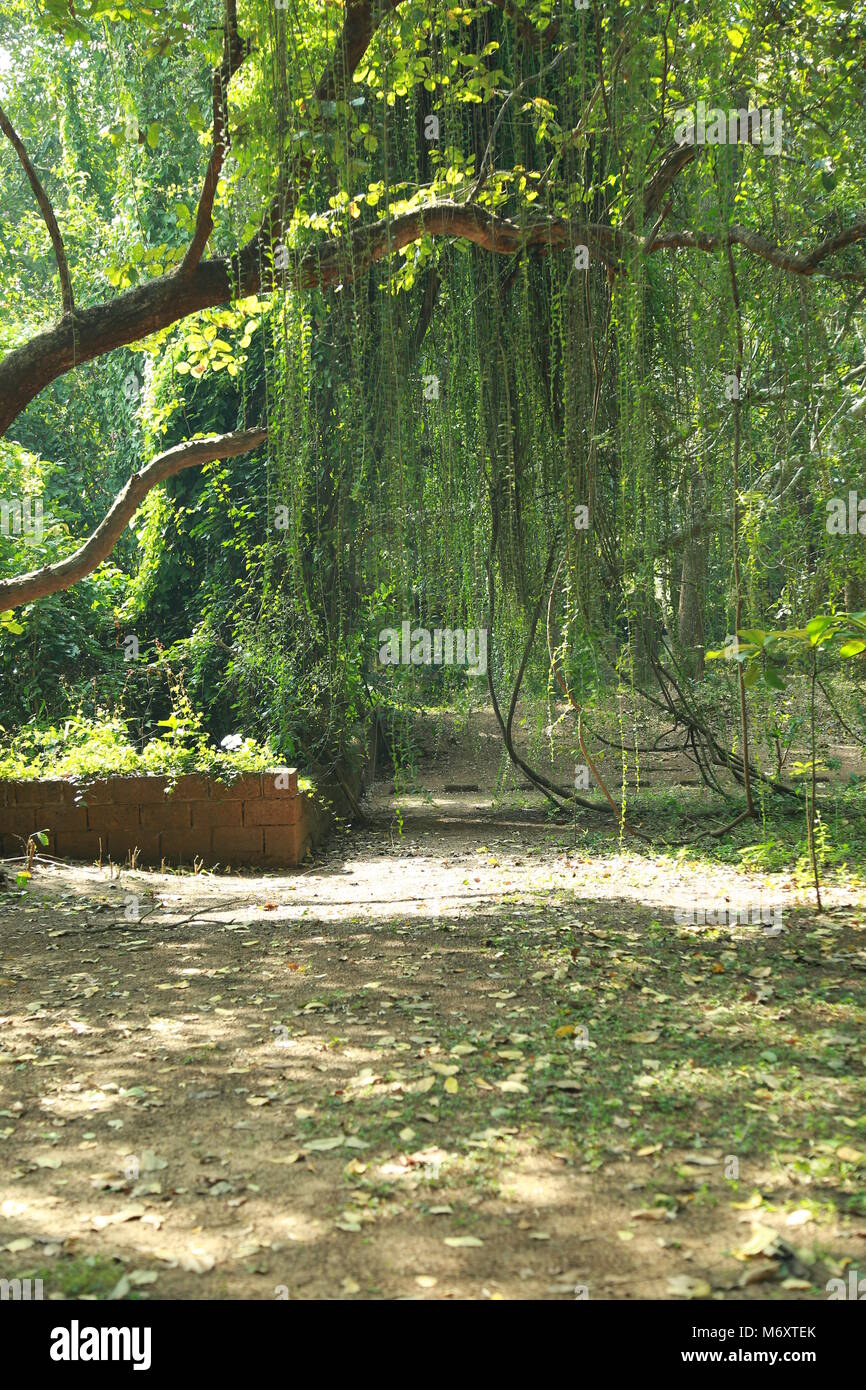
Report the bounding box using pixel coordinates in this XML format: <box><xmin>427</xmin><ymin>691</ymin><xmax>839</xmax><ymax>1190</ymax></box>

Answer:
<box><xmin>25</xmin><ymin>1255</ymin><xmax>129</xmax><ymax>1299</ymax></box>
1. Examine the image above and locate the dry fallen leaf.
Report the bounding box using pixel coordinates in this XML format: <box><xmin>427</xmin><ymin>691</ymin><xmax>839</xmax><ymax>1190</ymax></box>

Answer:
<box><xmin>740</xmin><ymin>1260</ymin><xmax>780</xmax><ymax>1286</ymax></box>
<box><xmin>732</xmin><ymin>1225</ymin><xmax>782</xmax><ymax>1260</ymax></box>
<box><xmin>785</xmin><ymin>1208</ymin><xmax>813</xmax><ymax>1228</ymax></box>
<box><xmin>177</xmin><ymin>1249</ymin><xmax>216</xmax><ymax>1274</ymax></box>
<box><xmin>90</xmin><ymin>1204</ymin><xmax>145</xmax><ymax>1231</ymax></box>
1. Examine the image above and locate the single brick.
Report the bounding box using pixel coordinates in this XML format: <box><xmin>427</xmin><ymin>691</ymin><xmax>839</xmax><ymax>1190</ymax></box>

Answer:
<box><xmin>243</xmin><ymin>796</ymin><xmax>301</xmax><ymax>827</ymax></box>
<box><xmin>263</xmin><ymin>768</ymin><xmax>299</xmax><ymax>797</ymax></box>
<box><xmin>80</xmin><ymin>776</ymin><xmax>164</xmax><ymax>806</ymax></box>
<box><xmin>0</xmin><ymin>806</ymin><xmax>35</xmax><ymax>835</ymax></box>
<box><xmin>38</xmin><ymin>805</ymin><xmax>89</xmax><ymax>833</ymax></box>
<box><xmin>166</xmin><ymin>774</ymin><xmax>211</xmax><ymax>801</ymax></box>
<box><xmin>190</xmin><ymin>799</ymin><xmax>243</xmax><ymax>829</ymax></box>
<box><xmin>140</xmin><ymin>802</ymin><xmax>191</xmax><ymax>830</ymax></box>
<box><xmin>210</xmin><ymin>774</ymin><xmax>263</xmax><ymax>801</ymax></box>
<box><xmin>75</xmin><ymin>779</ymin><xmax>122</xmax><ymax>806</ymax></box>
<box><xmin>14</xmin><ymin>779</ymin><xmax>75</xmax><ymax>807</ymax></box>
<box><xmin>118</xmin><ymin>776</ymin><xmax>170</xmax><ymax>805</ymax></box>
<box><xmin>85</xmin><ymin>807</ymin><xmax>140</xmax><ymax>833</ymax></box>
<box><xmin>263</xmin><ymin>823</ymin><xmax>310</xmax><ymax>866</ymax></box>
<box><xmin>212</xmin><ymin>826</ymin><xmax>264</xmax><ymax>858</ymax></box>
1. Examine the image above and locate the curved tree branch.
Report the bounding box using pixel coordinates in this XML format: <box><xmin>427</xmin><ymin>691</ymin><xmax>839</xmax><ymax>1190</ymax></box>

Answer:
<box><xmin>3</xmin><ymin>194</ymin><xmax>865</xmax><ymax>441</ymax></box>
<box><xmin>0</xmin><ymin>427</ymin><xmax>267</xmax><ymax>611</ymax></box>
<box><xmin>0</xmin><ymin>99</ymin><xmax>74</xmax><ymax>315</ymax></box>
<box><xmin>651</xmin><ymin>217</ymin><xmax>866</xmax><ymax>277</ymax></box>
<box><xmin>1</xmin><ymin>2</ymin><xmax>863</xmax><ymax>443</ymax></box>
<box><xmin>291</xmin><ymin>200</ymin><xmax>624</xmax><ymax>287</ymax></box>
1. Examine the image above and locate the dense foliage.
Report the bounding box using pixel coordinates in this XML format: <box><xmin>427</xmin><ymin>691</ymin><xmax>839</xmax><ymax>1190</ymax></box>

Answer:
<box><xmin>1</xmin><ymin>0</ymin><xmax>864</xmax><ymax>807</ymax></box>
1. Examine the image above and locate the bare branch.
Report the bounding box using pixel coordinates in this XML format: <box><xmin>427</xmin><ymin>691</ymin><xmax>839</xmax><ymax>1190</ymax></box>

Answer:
<box><xmin>467</xmin><ymin>43</ymin><xmax>575</xmax><ymax>203</ymax></box>
<box><xmin>179</xmin><ymin>0</ymin><xmax>249</xmax><ymax>277</ymax></box>
<box><xmin>649</xmin><ymin>216</ymin><xmax>866</xmax><ymax>278</ymax></box>
<box><xmin>0</xmin><ymin>99</ymin><xmax>74</xmax><ymax>315</ymax></box>
<box><xmin>0</xmin><ymin>428</ymin><xmax>267</xmax><ymax>611</ymax></box>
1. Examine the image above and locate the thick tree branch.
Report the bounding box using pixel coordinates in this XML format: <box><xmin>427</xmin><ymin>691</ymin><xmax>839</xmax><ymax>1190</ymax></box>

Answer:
<box><xmin>179</xmin><ymin>0</ymin><xmax>249</xmax><ymax>277</ymax></box>
<box><xmin>633</xmin><ymin>109</ymin><xmax>784</xmax><ymax>228</ymax></box>
<box><xmin>0</xmin><ymin>428</ymin><xmax>267</xmax><ymax>611</ymax></box>
<box><xmin>0</xmin><ymin>100</ymin><xmax>74</xmax><ymax>315</ymax></box>
<box><xmin>315</xmin><ymin>0</ymin><xmax>400</xmax><ymax>105</ymax></box>
<box><xmin>291</xmin><ymin>200</ymin><xmax>866</xmax><ymax>290</ymax></box>
<box><xmin>291</xmin><ymin>200</ymin><xmax>624</xmax><ymax>288</ymax></box>
<box><xmin>245</xmin><ymin>0</ymin><xmax>556</xmax><ymax>271</ymax></box>
<box><xmin>0</xmin><ymin>258</ymin><xmax>236</xmax><ymax>439</ymax></box>
<box><xmin>3</xmin><ymin>195</ymin><xmax>865</xmax><ymax>441</ymax></box>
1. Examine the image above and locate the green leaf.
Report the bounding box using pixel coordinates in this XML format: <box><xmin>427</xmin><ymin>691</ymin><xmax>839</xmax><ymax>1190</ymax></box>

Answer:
<box><xmin>805</xmin><ymin>616</ymin><xmax>834</xmax><ymax>644</ymax></box>
<box><xmin>744</xmin><ymin>663</ymin><xmax>761</xmax><ymax>689</ymax></box>
<box><xmin>1</xmin><ymin>611</ymin><xmax>24</xmax><ymax>635</ymax></box>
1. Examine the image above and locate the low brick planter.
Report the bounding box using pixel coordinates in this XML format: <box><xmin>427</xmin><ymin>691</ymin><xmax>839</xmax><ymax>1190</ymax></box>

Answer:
<box><xmin>0</xmin><ymin>769</ymin><xmax>329</xmax><ymax>869</ymax></box>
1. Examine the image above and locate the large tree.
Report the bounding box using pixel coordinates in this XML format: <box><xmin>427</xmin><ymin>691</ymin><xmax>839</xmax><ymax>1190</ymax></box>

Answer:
<box><xmin>1</xmin><ymin>0</ymin><xmax>864</xmax><ymax>615</ymax></box>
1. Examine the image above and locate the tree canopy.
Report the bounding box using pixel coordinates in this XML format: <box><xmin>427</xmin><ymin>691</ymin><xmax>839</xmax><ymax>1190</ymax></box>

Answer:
<box><xmin>1</xmin><ymin>0</ymin><xmax>865</xmax><ymax>792</ymax></box>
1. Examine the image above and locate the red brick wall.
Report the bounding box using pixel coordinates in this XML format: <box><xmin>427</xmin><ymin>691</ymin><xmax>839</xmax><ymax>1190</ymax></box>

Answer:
<box><xmin>0</xmin><ymin>769</ymin><xmax>327</xmax><ymax>868</ymax></box>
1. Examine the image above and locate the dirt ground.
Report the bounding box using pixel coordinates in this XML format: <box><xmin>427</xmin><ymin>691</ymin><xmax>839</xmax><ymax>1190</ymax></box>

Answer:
<box><xmin>1</xmin><ymin>709</ymin><xmax>865</xmax><ymax>1301</ymax></box>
